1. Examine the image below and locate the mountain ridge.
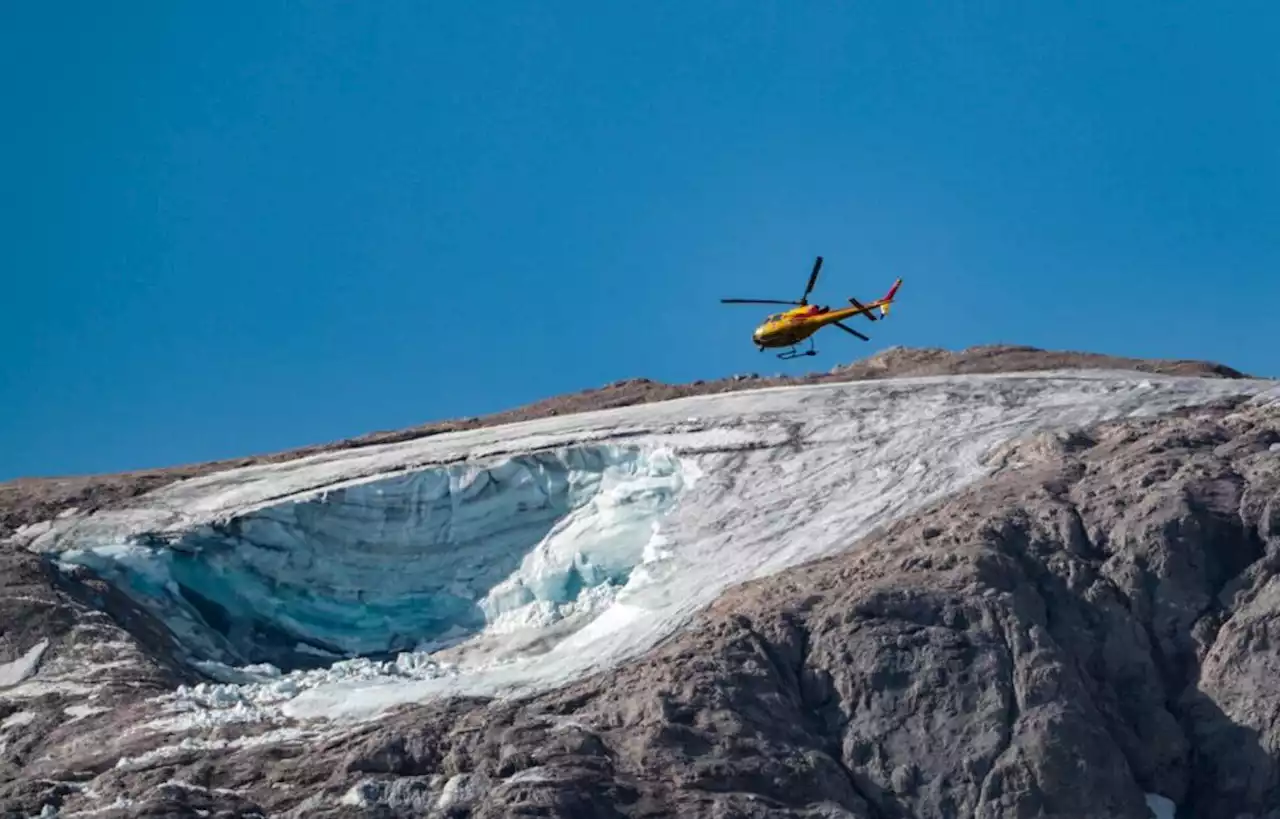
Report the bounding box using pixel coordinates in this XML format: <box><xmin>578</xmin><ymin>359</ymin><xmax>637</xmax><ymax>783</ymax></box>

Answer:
<box><xmin>0</xmin><ymin>344</ymin><xmax>1252</xmax><ymax>540</ymax></box>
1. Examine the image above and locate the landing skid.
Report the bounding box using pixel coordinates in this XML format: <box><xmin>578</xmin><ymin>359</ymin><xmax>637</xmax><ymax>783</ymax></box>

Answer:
<box><xmin>772</xmin><ymin>338</ymin><xmax>818</xmax><ymax>360</ymax></box>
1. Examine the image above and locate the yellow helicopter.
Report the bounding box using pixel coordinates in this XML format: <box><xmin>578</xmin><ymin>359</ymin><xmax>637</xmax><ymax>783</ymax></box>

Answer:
<box><xmin>721</xmin><ymin>256</ymin><xmax>903</xmax><ymax>359</ymax></box>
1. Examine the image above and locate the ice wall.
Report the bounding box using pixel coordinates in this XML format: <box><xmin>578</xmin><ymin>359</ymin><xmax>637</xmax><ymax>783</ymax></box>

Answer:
<box><xmin>56</xmin><ymin>445</ymin><xmax>689</xmax><ymax>671</ymax></box>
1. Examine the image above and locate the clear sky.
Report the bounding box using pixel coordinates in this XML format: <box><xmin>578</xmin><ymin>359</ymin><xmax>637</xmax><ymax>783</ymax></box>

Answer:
<box><xmin>3</xmin><ymin>2</ymin><xmax>1278</xmax><ymax>479</ymax></box>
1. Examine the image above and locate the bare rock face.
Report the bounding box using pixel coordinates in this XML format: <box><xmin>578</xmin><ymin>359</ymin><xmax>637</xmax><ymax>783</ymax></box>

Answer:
<box><xmin>0</xmin><ymin>547</ymin><xmax>199</xmax><ymax>814</ymax></box>
<box><xmin>1</xmin><ymin>370</ymin><xmax>1278</xmax><ymax>817</ymax></box>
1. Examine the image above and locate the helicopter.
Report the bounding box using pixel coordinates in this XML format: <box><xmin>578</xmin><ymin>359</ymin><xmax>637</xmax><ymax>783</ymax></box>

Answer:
<box><xmin>721</xmin><ymin>256</ymin><xmax>903</xmax><ymax>359</ymax></box>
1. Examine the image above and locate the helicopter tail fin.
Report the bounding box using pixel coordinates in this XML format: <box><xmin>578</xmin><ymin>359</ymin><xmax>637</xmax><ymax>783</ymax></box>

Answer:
<box><xmin>878</xmin><ymin>278</ymin><xmax>903</xmax><ymax>316</ymax></box>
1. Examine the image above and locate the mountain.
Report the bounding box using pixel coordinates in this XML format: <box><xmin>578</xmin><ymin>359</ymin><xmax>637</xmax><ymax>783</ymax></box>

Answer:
<box><xmin>1</xmin><ymin>345</ymin><xmax>1276</xmax><ymax>819</ymax></box>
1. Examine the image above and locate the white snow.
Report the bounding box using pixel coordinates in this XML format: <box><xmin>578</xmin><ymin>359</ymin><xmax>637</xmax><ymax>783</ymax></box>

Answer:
<box><xmin>112</xmin><ymin>726</ymin><xmax>316</xmax><ymax>771</ymax></box>
<box><xmin>0</xmin><ymin>680</ymin><xmax>95</xmax><ymax>699</ymax></box>
<box><xmin>2</xmin><ymin>710</ymin><xmax>36</xmax><ymax>729</ymax></box>
<box><xmin>23</xmin><ymin>370</ymin><xmax>1279</xmax><ymax>727</ymax></box>
<box><xmin>0</xmin><ymin>639</ymin><xmax>48</xmax><ymax>688</ymax></box>
<box><xmin>436</xmin><ymin>774</ymin><xmax>487</xmax><ymax>810</ymax></box>
<box><xmin>64</xmin><ymin>704</ymin><xmax>109</xmax><ymax>722</ymax></box>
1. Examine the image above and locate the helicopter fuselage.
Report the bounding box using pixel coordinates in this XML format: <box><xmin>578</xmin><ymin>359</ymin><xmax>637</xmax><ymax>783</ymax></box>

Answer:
<box><xmin>751</xmin><ymin>305</ymin><xmax>868</xmax><ymax>348</ymax></box>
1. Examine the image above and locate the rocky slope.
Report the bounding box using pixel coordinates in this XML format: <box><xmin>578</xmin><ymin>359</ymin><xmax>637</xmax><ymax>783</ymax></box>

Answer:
<box><xmin>1</xmin><ymin>347</ymin><xmax>1277</xmax><ymax>818</ymax></box>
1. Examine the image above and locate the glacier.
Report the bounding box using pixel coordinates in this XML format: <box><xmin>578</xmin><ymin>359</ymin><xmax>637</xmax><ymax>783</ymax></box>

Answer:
<box><xmin>22</xmin><ymin>370</ymin><xmax>1279</xmax><ymax>727</ymax></box>
<box><xmin>52</xmin><ymin>446</ymin><xmax>689</xmax><ymax>671</ymax></box>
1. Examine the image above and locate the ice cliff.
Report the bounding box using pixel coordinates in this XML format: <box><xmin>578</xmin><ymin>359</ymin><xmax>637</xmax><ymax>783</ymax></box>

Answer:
<box><xmin>48</xmin><ymin>446</ymin><xmax>688</xmax><ymax>671</ymax></box>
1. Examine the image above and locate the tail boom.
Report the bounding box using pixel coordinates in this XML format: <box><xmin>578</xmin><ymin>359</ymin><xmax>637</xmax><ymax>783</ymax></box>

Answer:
<box><xmin>848</xmin><ymin>277</ymin><xmax>903</xmax><ymax>318</ymax></box>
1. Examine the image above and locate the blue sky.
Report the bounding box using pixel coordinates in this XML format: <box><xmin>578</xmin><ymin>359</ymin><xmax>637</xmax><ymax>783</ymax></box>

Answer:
<box><xmin>3</xmin><ymin>2</ymin><xmax>1277</xmax><ymax>478</ymax></box>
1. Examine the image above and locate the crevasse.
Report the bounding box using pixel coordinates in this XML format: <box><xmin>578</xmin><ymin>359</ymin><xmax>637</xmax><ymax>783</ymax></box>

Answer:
<box><xmin>56</xmin><ymin>445</ymin><xmax>689</xmax><ymax>671</ymax></box>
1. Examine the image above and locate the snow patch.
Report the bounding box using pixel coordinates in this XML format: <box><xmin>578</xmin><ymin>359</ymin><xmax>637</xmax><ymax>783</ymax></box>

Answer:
<box><xmin>436</xmin><ymin>773</ymin><xmax>488</xmax><ymax>812</ymax></box>
<box><xmin>0</xmin><ymin>680</ymin><xmax>95</xmax><ymax>699</ymax></box>
<box><xmin>64</xmin><ymin>704</ymin><xmax>109</xmax><ymax>722</ymax></box>
<box><xmin>339</xmin><ymin>776</ymin><xmax>441</xmax><ymax>811</ymax></box>
<box><xmin>0</xmin><ymin>639</ymin><xmax>48</xmax><ymax>688</ymax></box>
<box><xmin>113</xmin><ymin>727</ymin><xmax>315</xmax><ymax>771</ymax></box>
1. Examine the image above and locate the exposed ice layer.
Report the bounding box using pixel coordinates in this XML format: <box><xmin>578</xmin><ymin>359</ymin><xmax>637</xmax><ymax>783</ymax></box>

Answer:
<box><xmin>56</xmin><ymin>446</ymin><xmax>688</xmax><ymax>669</ymax></box>
<box><xmin>27</xmin><ymin>371</ymin><xmax>1280</xmax><ymax>725</ymax></box>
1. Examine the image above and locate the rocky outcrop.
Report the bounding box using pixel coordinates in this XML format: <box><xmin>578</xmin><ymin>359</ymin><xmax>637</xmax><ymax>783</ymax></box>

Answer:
<box><xmin>2</xmin><ymin>387</ymin><xmax>1278</xmax><ymax>817</ymax></box>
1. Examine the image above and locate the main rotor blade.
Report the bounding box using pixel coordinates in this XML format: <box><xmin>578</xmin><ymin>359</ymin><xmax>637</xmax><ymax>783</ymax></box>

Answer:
<box><xmin>720</xmin><ymin>298</ymin><xmax>803</xmax><ymax>305</ymax></box>
<box><xmin>801</xmin><ymin>255</ymin><xmax>823</xmax><ymax>303</ymax></box>
<box><xmin>832</xmin><ymin>320</ymin><xmax>870</xmax><ymax>341</ymax></box>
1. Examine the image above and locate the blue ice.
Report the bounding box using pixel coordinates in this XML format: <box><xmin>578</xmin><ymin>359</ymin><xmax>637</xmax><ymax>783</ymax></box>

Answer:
<box><xmin>55</xmin><ymin>445</ymin><xmax>687</xmax><ymax>671</ymax></box>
